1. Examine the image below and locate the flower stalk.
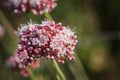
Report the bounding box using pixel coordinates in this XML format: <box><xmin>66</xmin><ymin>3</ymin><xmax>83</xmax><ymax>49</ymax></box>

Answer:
<box><xmin>44</xmin><ymin>13</ymin><xmax>53</xmax><ymax>20</ymax></box>
<box><xmin>0</xmin><ymin>9</ymin><xmax>18</xmax><ymax>46</ymax></box>
<box><xmin>44</xmin><ymin>13</ymin><xmax>66</xmax><ymax>80</ymax></box>
<box><xmin>52</xmin><ymin>60</ymin><xmax>66</xmax><ymax>80</ymax></box>
<box><xmin>28</xmin><ymin>67</ymin><xmax>38</xmax><ymax>80</ymax></box>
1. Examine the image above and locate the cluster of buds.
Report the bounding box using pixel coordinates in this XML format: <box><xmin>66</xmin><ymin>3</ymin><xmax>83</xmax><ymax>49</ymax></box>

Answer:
<box><xmin>5</xmin><ymin>0</ymin><xmax>57</xmax><ymax>15</ymax></box>
<box><xmin>16</xmin><ymin>20</ymin><xmax>77</xmax><ymax>67</ymax></box>
<box><xmin>6</xmin><ymin>53</ymin><xmax>40</xmax><ymax>77</ymax></box>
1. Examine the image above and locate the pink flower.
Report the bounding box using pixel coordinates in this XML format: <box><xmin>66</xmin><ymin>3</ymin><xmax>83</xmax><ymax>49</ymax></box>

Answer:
<box><xmin>20</xmin><ymin>68</ymin><xmax>30</xmax><ymax>77</ymax></box>
<box><xmin>6</xmin><ymin>52</ymin><xmax>39</xmax><ymax>77</ymax></box>
<box><xmin>50</xmin><ymin>27</ymin><xmax>77</xmax><ymax>63</ymax></box>
<box><xmin>5</xmin><ymin>0</ymin><xmax>27</xmax><ymax>13</ymax></box>
<box><xmin>30</xmin><ymin>59</ymin><xmax>40</xmax><ymax>69</ymax></box>
<box><xmin>16</xmin><ymin>20</ymin><xmax>77</xmax><ymax>66</ymax></box>
<box><xmin>0</xmin><ymin>25</ymin><xmax>5</xmax><ymax>38</ymax></box>
<box><xmin>5</xmin><ymin>0</ymin><xmax>57</xmax><ymax>15</ymax></box>
<box><xmin>6</xmin><ymin>53</ymin><xmax>24</xmax><ymax>70</ymax></box>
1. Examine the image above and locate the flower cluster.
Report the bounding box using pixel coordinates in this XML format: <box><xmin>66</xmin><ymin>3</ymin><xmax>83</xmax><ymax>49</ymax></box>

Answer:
<box><xmin>6</xmin><ymin>53</ymin><xmax>40</xmax><ymax>77</ymax></box>
<box><xmin>16</xmin><ymin>20</ymin><xmax>77</xmax><ymax>67</ymax></box>
<box><xmin>5</xmin><ymin>0</ymin><xmax>57</xmax><ymax>15</ymax></box>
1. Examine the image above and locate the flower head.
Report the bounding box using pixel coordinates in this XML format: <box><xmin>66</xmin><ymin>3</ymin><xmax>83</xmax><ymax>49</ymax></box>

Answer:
<box><xmin>16</xmin><ymin>20</ymin><xmax>77</xmax><ymax>66</ymax></box>
<box><xmin>6</xmin><ymin>53</ymin><xmax>23</xmax><ymax>70</ymax></box>
<box><xmin>6</xmin><ymin>52</ymin><xmax>40</xmax><ymax>77</ymax></box>
<box><xmin>5</xmin><ymin>0</ymin><xmax>57</xmax><ymax>15</ymax></box>
<box><xmin>20</xmin><ymin>68</ymin><xmax>30</xmax><ymax>77</ymax></box>
<box><xmin>30</xmin><ymin>59</ymin><xmax>40</xmax><ymax>68</ymax></box>
<box><xmin>50</xmin><ymin>27</ymin><xmax>77</xmax><ymax>63</ymax></box>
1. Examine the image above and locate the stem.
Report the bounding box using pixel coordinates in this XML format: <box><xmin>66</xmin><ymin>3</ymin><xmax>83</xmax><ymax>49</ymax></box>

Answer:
<box><xmin>0</xmin><ymin>9</ymin><xmax>18</xmax><ymax>45</ymax></box>
<box><xmin>56</xmin><ymin>74</ymin><xmax>61</xmax><ymax>80</ymax></box>
<box><xmin>28</xmin><ymin>67</ymin><xmax>38</xmax><ymax>80</ymax></box>
<box><xmin>44</xmin><ymin>13</ymin><xmax>66</xmax><ymax>80</ymax></box>
<box><xmin>44</xmin><ymin>13</ymin><xmax>53</xmax><ymax>20</ymax></box>
<box><xmin>78</xmin><ymin>58</ymin><xmax>90</xmax><ymax>80</ymax></box>
<box><xmin>52</xmin><ymin>60</ymin><xmax>66</xmax><ymax>80</ymax></box>
<box><xmin>0</xmin><ymin>9</ymin><xmax>18</xmax><ymax>55</ymax></box>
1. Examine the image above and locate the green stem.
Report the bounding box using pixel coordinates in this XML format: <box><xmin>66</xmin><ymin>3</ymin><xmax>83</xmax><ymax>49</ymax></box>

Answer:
<box><xmin>56</xmin><ymin>74</ymin><xmax>61</xmax><ymax>80</ymax></box>
<box><xmin>78</xmin><ymin>58</ymin><xmax>90</xmax><ymax>80</ymax></box>
<box><xmin>52</xmin><ymin>60</ymin><xmax>66</xmax><ymax>80</ymax></box>
<box><xmin>0</xmin><ymin>9</ymin><xmax>18</xmax><ymax>55</ymax></box>
<box><xmin>28</xmin><ymin>67</ymin><xmax>38</xmax><ymax>80</ymax></box>
<box><xmin>44</xmin><ymin>13</ymin><xmax>66</xmax><ymax>80</ymax></box>
<box><xmin>44</xmin><ymin>13</ymin><xmax>53</xmax><ymax>20</ymax></box>
<box><xmin>0</xmin><ymin>9</ymin><xmax>18</xmax><ymax>45</ymax></box>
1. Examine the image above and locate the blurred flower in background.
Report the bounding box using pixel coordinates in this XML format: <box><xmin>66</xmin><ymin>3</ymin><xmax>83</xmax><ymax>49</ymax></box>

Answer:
<box><xmin>5</xmin><ymin>0</ymin><xmax>57</xmax><ymax>15</ymax></box>
<box><xmin>20</xmin><ymin>68</ymin><xmax>29</xmax><ymax>77</ymax></box>
<box><xmin>0</xmin><ymin>24</ymin><xmax>5</xmax><ymax>39</ymax></box>
<box><xmin>6</xmin><ymin>52</ymin><xmax>40</xmax><ymax>77</ymax></box>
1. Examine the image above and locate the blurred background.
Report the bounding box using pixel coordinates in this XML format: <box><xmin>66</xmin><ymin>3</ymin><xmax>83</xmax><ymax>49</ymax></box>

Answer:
<box><xmin>0</xmin><ymin>0</ymin><xmax>120</xmax><ymax>80</ymax></box>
